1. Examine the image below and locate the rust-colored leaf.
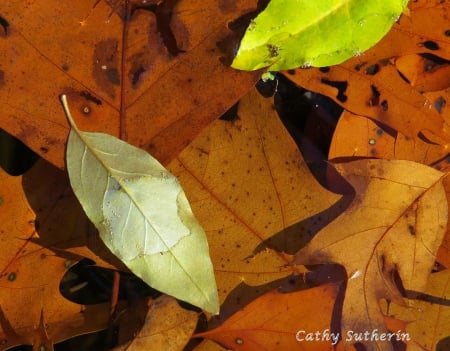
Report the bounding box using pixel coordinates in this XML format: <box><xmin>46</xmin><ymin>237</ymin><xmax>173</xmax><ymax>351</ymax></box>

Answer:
<box><xmin>0</xmin><ymin>160</ymin><xmax>116</xmax><ymax>349</ymax></box>
<box><xmin>294</xmin><ymin>159</ymin><xmax>448</xmax><ymax>351</ymax></box>
<box><xmin>0</xmin><ymin>0</ymin><xmax>260</xmax><ymax>168</ymax></box>
<box><xmin>194</xmin><ymin>284</ymin><xmax>339</xmax><ymax>351</ymax></box>
<box><xmin>284</xmin><ymin>1</ymin><xmax>450</xmax><ymax>147</ymax></box>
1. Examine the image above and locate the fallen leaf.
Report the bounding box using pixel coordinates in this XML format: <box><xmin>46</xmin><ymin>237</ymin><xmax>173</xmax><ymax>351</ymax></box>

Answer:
<box><xmin>169</xmin><ymin>88</ymin><xmax>343</xmax><ymax>311</ymax></box>
<box><xmin>232</xmin><ymin>0</ymin><xmax>408</xmax><ymax>70</ymax></box>
<box><xmin>294</xmin><ymin>159</ymin><xmax>448</xmax><ymax>351</ymax></box>
<box><xmin>328</xmin><ymin>110</ymin><xmax>449</xmax><ymax>165</ymax></box>
<box><xmin>194</xmin><ymin>284</ymin><xmax>340</xmax><ymax>351</ymax></box>
<box><xmin>284</xmin><ymin>1</ymin><xmax>450</xmax><ymax>146</ymax></box>
<box><xmin>285</xmin><ymin>61</ymin><xmax>450</xmax><ymax>146</ymax></box>
<box><xmin>0</xmin><ymin>0</ymin><xmax>260</xmax><ymax>168</ymax></box>
<box><xmin>383</xmin><ymin>269</ymin><xmax>450</xmax><ymax>351</ymax></box>
<box><xmin>113</xmin><ymin>296</ymin><xmax>198</xmax><ymax>351</ymax></box>
<box><xmin>62</xmin><ymin>95</ymin><xmax>219</xmax><ymax>314</ymax></box>
<box><xmin>0</xmin><ymin>161</ymin><xmax>113</xmax><ymax>350</ymax></box>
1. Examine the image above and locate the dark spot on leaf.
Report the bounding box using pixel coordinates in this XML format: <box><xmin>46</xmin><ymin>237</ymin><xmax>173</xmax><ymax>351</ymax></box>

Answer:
<box><xmin>7</xmin><ymin>272</ymin><xmax>16</xmax><ymax>282</ymax></box>
<box><xmin>80</xmin><ymin>91</ymin><xmax>102</xmax><ymax>105</ymax></box>
<box><xmin>420</xmin><ymin>53</ymin><xmax>450</xmax><ymax>65</ymax></box>
<box><xmin>354</xmin><ymin>61</ymin><xmax>367</xmax><ymax>71</ymax></box>
<box><xmin>422</xmin><ymin>40</ymin><xmax>439</xmax><ymax>51</ymax></box>
<box><xmin>131</xmin><ymin>65</ymin><xmax>147</xmax><ymax>88</ymax></box>
<box><xmin>0</xmin><ymin>70</ymin><xmax>4</xmax><ymax>87</ymax></box>
<box><xmin>445</xmin><ymin>30</ymin><xmax>450</xmax><ymax>37</ymax></box>
<box><xmin>0</xmin><ymin>197</ymin><xmax>3</xmax><ymax>206</ymax></box>
<box><xmin>40</xmin><ymin>146</ymin><xmax>48</xmax><ymax>153</ymax></box>
<box><xmin>320</xmin><ymin>78</ymin><xmax>348</xmax><ymax>102</ymax></box>
<box><xmin>0</xmin><ymin>16</ymin><xmax>9</xmax><ymax>36</ymax></box>
<box><xmin>93</xmin><ymin>39</ymin><xmax>120</xmax><ymax>97</ymax></box>
<box><xmin>287</xmin><ymin>69</ymin><xmax>296</xmax><ymax>75</ymax></box>
<box><xmin>376</xmin><ymin>128</ymin><xmax>383</xmax><ymax>137</ymax></box>
<box><xmin>267</xmin><ymin>44</ymin><xmax>280</xmax><ymax>58</ymax></box>
<box><xmin>368</xmin><ymin>84</ymin><xmax>380</xmax><ymax>106</ymax></box>
<box><xmin>434</xmin><ymin>96</ymin><xmax>446</xmax><ymax>113</ymax></box>
<box><xmin>365</xmin><ymin>64</ymin><xmax>379</xmax><ymax>75</ymax></box>
<box><xmin>408</xmin><ymin>225</ymin><xmax>415</xmax><ymax>235</ymax></box>
<box><xmin>219</xmin><ymin>102</ymin><xmax>239</xmax><ymax>121</ymax></box>
<box><xmin>105</xmin><ymin>68</ymin><xmax>120</xmax><ymax>85</ymax></box>
<box><xmin>62</xmin><ymin>63</ymin><xmax>69</xmax><ymax>71</ymax></box>
<box><xmin>319</xmin><ymin>66</ymin><xmax>330</xmax><ymax>73</ymax></box>
<box><xmin>396</xmin><ymin>69</ymin><xmax>411</xmax><ymax>85</ymax></box>
<box><xmin>381</xmin><ymin>100</ymin><xmax>388</xmax><ymax>111</ymax></box>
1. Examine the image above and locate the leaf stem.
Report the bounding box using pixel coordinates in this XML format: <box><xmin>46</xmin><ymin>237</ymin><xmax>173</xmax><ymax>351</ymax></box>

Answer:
<box><xmin>60</xmin><ymin>94</ymin><xmax>79</xmax><ymax>132</ymax></box>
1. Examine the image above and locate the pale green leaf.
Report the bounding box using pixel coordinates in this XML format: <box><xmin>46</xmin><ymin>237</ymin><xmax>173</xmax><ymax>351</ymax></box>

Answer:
<box><xmin>232</xmin><ymin>0</ymin><xmax>409</xmax><ymax>71</ymax></box>
<box><xmin>61</xmin><ymin>95</ymin><xmax>219</xmax><ymax>314</ymax></box>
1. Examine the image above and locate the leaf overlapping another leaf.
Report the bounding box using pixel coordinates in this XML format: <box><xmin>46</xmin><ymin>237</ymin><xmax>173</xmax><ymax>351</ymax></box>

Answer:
<box><xmin>294</xmin><ymin>159</ymin><xmax>448</xmax><ymax>351</ymax></box>
<box><xmin>62</xmin><ymin>95</ymin><xmax>219</xmax><ymax>314</ymax></box>
<box><xmin>232</xmin><ymin>0</ymin><xmax>409</xmax><ymax>71</ymax></box>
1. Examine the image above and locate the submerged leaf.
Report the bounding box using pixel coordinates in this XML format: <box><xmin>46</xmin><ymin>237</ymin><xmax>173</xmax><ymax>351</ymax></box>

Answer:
<box><xmin>232</xmin><ymin>0</ymin><xmax>409</xmax><ymax>71</ymax></box>
<box><xmin>294</xmin><ymin>159</ymin><xmax>447</xmax><ymax>351</ymax></box>
<box><xmin>61</xmin><ymin>95</ymin><xmax>219</xmax><ymax>314</ymax></box>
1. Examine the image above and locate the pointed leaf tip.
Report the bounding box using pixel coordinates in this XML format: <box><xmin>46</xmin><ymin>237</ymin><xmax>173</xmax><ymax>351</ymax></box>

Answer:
<box><xmin>62</xmin><ymin>96</ymin><xmax>219</xmax><ymax>313</ymax></box>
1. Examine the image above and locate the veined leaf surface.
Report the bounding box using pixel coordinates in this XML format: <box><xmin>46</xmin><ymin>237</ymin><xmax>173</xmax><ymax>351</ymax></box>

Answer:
<box><xmin>61</xmin><ymin>95</ymin><xmax>219</xmax><ymax>314</ymax></box>
<box><xmin>232</xmin><ymin>0</ymin><xmax>409</xmax><ymax>71</ymax></box>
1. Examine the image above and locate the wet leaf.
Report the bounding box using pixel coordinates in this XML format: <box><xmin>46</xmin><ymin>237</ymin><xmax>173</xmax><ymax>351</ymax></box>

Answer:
<box><xmin>194</xmin><ymin>284</ymin><xmax>340</xmax><ymax>351</ymax></box>
<box><xmin>285</xmin><ymin>1</ymin><xmax>450</xmax><ymax>146</ymax></box>
<box><xmin>170</xmin><ymin>88</ymin><xmax>342</xmax><ymax>308</ymax></box>
<box><xmin>0</xmin><ymin>0</ymin><xmax>260</xmax><ymax>168</ymax></box>
<box><xmin>62</xmin><ymin>95</ymin><xmax>219</xmax><ymax>314</ymax></box>
<box><xmin>384</xmin><ymin>269</ymin><xmax>450</xmax><ymax>351</ymax></box>
<box><xmin>294</xmin><ymin>159</ymin><xmax>448</xmax><ymax>351</ymax></box>
<box><xmin>0</xmin><ymin>161</ymin><xmax>113</xmax><ymax>350</ymax></box>
<box><xmin>113</xmin><ymin>296</ymin><xmax>198</xmax><ymax>351</ymax></box>
<box><xmin>232</xmin><ymin>0</ymin><xmax>408</xmax><ymax>71</ymax></box>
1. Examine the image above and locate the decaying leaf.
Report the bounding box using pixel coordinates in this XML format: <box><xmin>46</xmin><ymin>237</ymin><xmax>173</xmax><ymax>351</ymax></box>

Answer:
<box><xmin>62</xmin><ymin>95</ymin><xmax>219</xmax><ymax>314</ymax></box>
<box><xmin>294</xmin><ymin>159</ymin><xmax>448</xmax><ymax>351</ymax></box>
<box><xmin>0</xmin><ymin>0</ymin><xmax>259</xmax><ymax>168</ymax></box>
<box><xmin>195</xmin><ymin>284</ymin><xmax>339</xmax><ymax>351</ymax></box>
<box><xmin>113</xmin><ymin>296</ymin><xmax>198</xmax><ymax>351</ymax></box>
<box><xmin>232</xmin><ymin>0</ymin><xmax>408</xmax><ymax>71</ymax></box>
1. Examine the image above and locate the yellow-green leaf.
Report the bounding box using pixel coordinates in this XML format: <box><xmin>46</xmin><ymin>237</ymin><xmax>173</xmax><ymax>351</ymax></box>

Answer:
<box><xmin>232</xmin><ymin>0</ymin><xmax>409</xmax><ymax>71</ymax></box>
<box><xmin>61</xmin><ymin>95</ymin><xmax>219</xmax><ymax>314</ymax></box>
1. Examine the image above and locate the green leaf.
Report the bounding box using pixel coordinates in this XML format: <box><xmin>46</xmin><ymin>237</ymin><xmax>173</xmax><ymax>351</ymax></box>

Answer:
<box><xmin>61</xmin><ymin>95</ymin><xmax>219</xmax><ymax>314</ymax></box>
<box><xmin>231</xmin><ymin>0</ymin><xmax>409</xmax><ymax>71</ymax></box>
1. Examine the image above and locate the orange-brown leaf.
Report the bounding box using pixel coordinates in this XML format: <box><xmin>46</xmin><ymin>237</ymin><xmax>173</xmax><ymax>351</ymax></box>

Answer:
<box><xmin>0</xmin><ymin>0</ymin><xmax>259</xmax><ymax>168</ymax></box>
<box><xmin>195</xmin><ymin>284</ymin><xmax>339</xmax><ymax>351</ymax></box>
<box><xmin>294</xmin><ymin>159</ymin><xmax>448</xmax><ymax>351</ymax></box>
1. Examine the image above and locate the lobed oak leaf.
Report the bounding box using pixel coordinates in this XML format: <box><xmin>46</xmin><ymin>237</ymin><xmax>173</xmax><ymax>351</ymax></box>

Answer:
<box><xmin>294</xmin><ymin>159</ymin><xmax>448</xmax><ymax>351</ymax></box>
<box><xmin>168</xmin><ymin>88</ymin><xmax>343</xmax><ymax>311</ymax></box>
